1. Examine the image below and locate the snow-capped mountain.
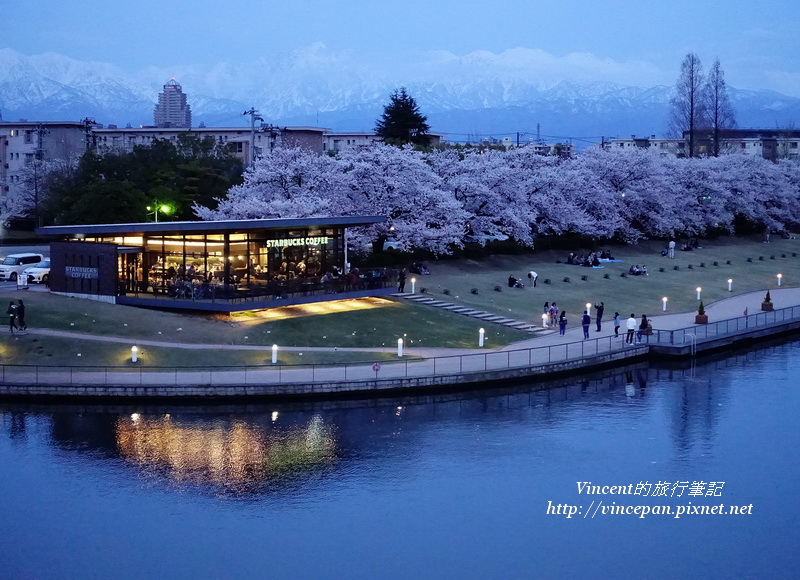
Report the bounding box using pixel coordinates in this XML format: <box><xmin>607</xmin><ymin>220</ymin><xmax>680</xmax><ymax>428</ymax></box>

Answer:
<box><xmin>1</xmin><ymin>47</ymin><xmax>799</xmax><ymax>142</ymax></box>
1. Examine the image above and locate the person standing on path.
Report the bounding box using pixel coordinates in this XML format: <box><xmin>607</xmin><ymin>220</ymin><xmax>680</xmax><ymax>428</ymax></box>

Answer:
<box><xmin>7</xmin><ymin>301</ymin><xmax>17</xmax><ymax>334</ymax></box>
<box><xmin>668</xmin><ymin>239</ymin><xmax>676</xmax><ymax>259</ymax></box>
<box><xmin>613</xmin><ymin>312</ymin><xmax>621</xmax><ymax>337</ymax></box>
<box><xmin>559</xmin><ymin>311</ymin><xmax>568</xmax><ymax>336</ymax></box>
<box><xmin>528</xmin><ymin>271</ymin><xmax>538</xmax><ymax>287</ymax></box>
<box><xmin>594</xmin><ymin>301</ymin><xmax>604</xmax><ymax>332</ymax></box>
<box><xmin>581</xmin><ymin>310</ymin><xmax>591</xmax><ymax>339</ymax></box>
<box><xmin>16</xmin><ymin>300</ymin><xmax>26</xmax><ymax>331</ymax></box>
<box><xmin>625</xmin><ymin>313</ymin><xmax>637</xmax><ymax>344</ymax></box>
<box><xmin>397</xmin><ymin>268</ymin><xmax>406</xmax><ymax>293</ymax></box>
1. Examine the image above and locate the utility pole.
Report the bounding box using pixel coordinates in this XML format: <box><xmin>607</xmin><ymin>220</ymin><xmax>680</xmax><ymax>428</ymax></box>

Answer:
<box><xmin>32</xmin><ymin>123</ymin><xmax>49</xmax><ymax>228</ymax></box>
<box><xmin>243</xmin><ymin>108</ymin><xmax>264</xmax><ymax>166</ymax></box>
<box><xmin>81</xmin><ymin>117</ymin><xmax>96</xmax><ymax>152</ymax></box>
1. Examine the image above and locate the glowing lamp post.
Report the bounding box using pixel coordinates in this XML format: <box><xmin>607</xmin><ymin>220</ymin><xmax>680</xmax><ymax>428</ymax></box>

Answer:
<box><xmin>131</xmin><ymin>346</ymin><xmax>138</xmax><ymax>363</ymax></box>
<box><xmin>411</xmin><ymin>277</ymin><xmax>416</xmax><ymax>294</ymax></box>
<box><xmin>662</xmin><ymin>297</ymin><xmax>668</xmax><ymax>312</ymax></box>
<box><xmin>397</xmin><ymin>338</ymin><xmax>404</xmax><ymax>357</ymax></box>
<box><xmin>696</xmin><ymin>287</ymin><xmax>702</xmax><ymax>301</ymax></box>
<box><xmin>542</xmin><ymin>313</ymin><xmax>549</xmax><ymax>328</ymax></box>
<box><xmin>146</xmin><ymin>202</ymin><xmax>172</xmax><ymax>223</ymax></box>
<box><xmin>586</xmin><ymin>303</ymin><xmax>592</xmax><ymax>317</ymax></box>
<box><xmin>271</xmin><ymin>344</ymin><xmax>278</xmax><ymax>364</ymax></box>
<box><xmin>777</xmin><ymin>273</ymin><xmax>783</xmax><ymax>287</ymax></box>
<box><xmin>727</xmin><ymin>278</ymin><xmax>733</xmax><ymax>292</ymax></box>
<box><xmin>479</xmin><ymin>328</ymin><xmax>485</xmax><ymax>347</ymax></box>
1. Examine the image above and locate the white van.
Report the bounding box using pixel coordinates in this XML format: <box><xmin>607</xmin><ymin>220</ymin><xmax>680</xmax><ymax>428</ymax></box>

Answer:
<box><xmin>0</xmin><ymin>253</ymin><xmax>44</xmax><ymax>281</ymax></box>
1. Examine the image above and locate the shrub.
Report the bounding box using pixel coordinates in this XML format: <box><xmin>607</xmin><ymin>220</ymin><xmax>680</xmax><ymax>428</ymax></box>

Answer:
<box><xmin>581</xmin><ymin>275</ymin><xmax>588</xmax><ymax>281</ymax></box>
<box><xmin>494</xmin><ymin>285</ymin><xmax>502</xmax><ymax>292</ymax></box>
<box><xmin>470</xmin><ymin>288</ymin><xmax>479</xmax><ymax>295</ymax></box>
<box><xmin>673</xmin><ymin>266</ymin><xmax>680</xmax><ymax>271</ymax></box>
<box><xmin>563</xmin><ymin>277</ymin><xmax>571</xmax><ymax>283</ymax></box>
<box><xmin>659</xmin><ymin>267</ymin><xmax>665</xmax><ymax>273</ymax></box>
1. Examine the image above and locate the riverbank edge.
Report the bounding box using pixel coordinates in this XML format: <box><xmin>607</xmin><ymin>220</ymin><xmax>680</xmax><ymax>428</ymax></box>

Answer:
<box><xmin>1</xmin><ymin>316</ymin><xmax>799</xmax><ymax>402</ymax></box>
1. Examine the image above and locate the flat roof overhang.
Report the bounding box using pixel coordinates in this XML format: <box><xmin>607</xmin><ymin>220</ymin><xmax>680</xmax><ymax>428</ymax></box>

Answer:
<box><xmin>36</xmin><ymin>216</ymin><xmax>386</xmax><ymax>237</ymax></box>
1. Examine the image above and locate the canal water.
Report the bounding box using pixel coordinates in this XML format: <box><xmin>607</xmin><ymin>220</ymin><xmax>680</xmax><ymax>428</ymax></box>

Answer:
<box><xmin>1</xmin><ymin>340</ymin><xmax>799</xmax><ymax>579</ymax></box>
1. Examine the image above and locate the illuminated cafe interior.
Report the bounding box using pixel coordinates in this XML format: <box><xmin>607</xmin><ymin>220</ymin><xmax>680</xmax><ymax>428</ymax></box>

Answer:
<box><xmin>37</xmin><ymin>216</ymin><xmax>395</xmax><ymax>312</ymax></box>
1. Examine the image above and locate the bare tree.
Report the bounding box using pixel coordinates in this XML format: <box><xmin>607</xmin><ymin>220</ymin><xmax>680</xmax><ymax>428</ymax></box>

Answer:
<box><xmin>703</xmin><ymin>58</ymin><xmax>737</xmax><ymax>156</ymax></box>
<box><xmin>669</xmin><ymin>53</ymin><xmax>705</xmax><ymax>157</ymax></box>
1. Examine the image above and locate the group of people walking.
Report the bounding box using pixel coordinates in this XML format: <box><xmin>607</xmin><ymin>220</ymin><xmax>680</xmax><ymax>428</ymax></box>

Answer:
<box><xmin>541</xmin><ymin>300</ymin><xmax>652</xmax><ymax>344</ymax></box>
<box><xmin>7</xmin><ymin>300</ymin><xmax>27</xmax><ymax>333</ymax></box>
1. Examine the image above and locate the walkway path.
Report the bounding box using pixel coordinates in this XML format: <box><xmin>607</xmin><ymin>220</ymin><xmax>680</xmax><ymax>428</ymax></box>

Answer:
<box><xmin>24</xmin><ymin>288</ymin><xmax>800</xmax><ymax>359</ymax></box>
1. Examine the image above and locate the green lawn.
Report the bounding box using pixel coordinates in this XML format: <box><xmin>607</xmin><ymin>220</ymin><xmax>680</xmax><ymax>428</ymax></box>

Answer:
<box><xmin>0</xmin><ymin>335</ymin><xmax>410</xmax><ymax>368</ymax></box>
<box><xmin>2</xmin><ymin>233</ymin><xmax>796</xmax><ymax>367</ymax></box>
<box><xmin>420</xmin><ymin>234</ymin><xmax>799</xmax><ymax>328</ymax></box>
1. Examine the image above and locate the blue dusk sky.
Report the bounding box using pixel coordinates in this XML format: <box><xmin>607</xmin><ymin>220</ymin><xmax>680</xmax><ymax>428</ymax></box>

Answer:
<box><xmin>5</xmin><ymin>0</ymin><xmax>800</xmax><ymax>96</ymax></box>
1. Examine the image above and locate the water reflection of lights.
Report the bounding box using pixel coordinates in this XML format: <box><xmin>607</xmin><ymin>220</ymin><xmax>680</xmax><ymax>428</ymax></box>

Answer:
<box><xmin>115</xmin><ymin>414</ymin><xmax>337</xmax><ymax>490</ymax></box>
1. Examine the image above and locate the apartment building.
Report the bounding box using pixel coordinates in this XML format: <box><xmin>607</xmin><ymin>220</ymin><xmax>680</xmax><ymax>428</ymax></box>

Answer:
<box><xmin>154</xmin><ymin>79</ymin><xmax>192</xmax><ymax>128</ymax></box>
<box><xmin>604</xmin><ymin>130</ymin><xmax>800</xmax><ymax>161</ymax></box>
<box><xmin>0</xmin><ymin>121</ymin><xmax>88</xmax><ymax>194</ymax></box>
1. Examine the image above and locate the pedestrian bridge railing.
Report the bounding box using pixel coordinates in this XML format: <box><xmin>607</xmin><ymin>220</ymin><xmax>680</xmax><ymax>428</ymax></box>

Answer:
<box><xmin>1</xmin><ymin>304</ymin><xmax>800</xmax><ymax>389</ymax></box>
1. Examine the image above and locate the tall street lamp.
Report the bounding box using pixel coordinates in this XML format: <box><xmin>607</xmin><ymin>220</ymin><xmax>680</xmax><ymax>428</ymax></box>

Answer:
<box><xmin>147</xmin><ymin>202</ymin><xmax>172</xmax><ymax>223</ymax></box>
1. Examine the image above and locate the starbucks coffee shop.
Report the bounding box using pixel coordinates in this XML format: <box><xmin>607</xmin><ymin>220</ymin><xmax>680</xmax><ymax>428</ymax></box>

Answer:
<box><xmin>36</xmin><ymin>216</ymin><xmax>393</xmax><ymax>312</ymax></box>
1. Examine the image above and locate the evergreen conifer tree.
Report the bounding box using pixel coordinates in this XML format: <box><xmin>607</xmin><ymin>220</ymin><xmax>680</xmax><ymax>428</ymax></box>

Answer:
<box><xmin>375</xmin><ymin>87</ymin><xmax>431</xmax><ymax>147</ymax></box>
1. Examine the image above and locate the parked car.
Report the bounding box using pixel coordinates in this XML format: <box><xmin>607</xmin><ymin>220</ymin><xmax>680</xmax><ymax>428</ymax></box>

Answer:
<box><xmin>22</xmin><ymin>259</ymin><xmax>51</xmax><ymax>284</ymax></box>
<box><xmin>464</xmin><ymin>233</ymin><xmax>510</xmax><ymax>244</ymax></box>
<box><xmin>383</xmin><ymin>236</ymin><xmax>401</xmax><ymax>251</ymax></box>
<box><xmin>0</xmin><ymin>253</ymin><xmax>44</xmax><ymax>281</ymax></box>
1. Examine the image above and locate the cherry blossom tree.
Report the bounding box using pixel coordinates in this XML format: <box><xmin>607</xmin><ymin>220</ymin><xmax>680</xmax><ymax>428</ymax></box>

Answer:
<box><xmin>195</xmin><ymin>147</ymin><xmax>340</xmax><ymax>220</ymax></box>
<box><xmin>337</xmin><ymin>145</ymin><xmax>467</xmax><ymax>254</ymax></box>
<box><xmin>199</xmin><ymin>142</ymin><xmax>800</xmax><ymax>254</ymax></box>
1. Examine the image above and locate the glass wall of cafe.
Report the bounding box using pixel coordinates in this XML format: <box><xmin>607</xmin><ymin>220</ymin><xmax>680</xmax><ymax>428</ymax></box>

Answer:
<box><xmin>96</xmin><ymin>227</ymin><xmax>344</xmax><ymax>293</ymax></box>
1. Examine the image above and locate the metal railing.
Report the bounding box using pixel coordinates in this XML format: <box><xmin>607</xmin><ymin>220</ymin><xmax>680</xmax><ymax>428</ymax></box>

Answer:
<box><xmin>651</xmin><ymin>304</ymin><xmax>800</xmax><ymax>347</ymax></box>
<box><xmin>2</xmin><ymin>304</ymin><xmax>800</xmax><ymax>390</ymax></box>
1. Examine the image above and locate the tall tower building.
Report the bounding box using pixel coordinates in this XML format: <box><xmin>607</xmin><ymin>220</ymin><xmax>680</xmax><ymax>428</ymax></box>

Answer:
<box><xmin>154</xmin><ymin>79</ymin><xmax>192</xmax><ymax>128</ymax></box>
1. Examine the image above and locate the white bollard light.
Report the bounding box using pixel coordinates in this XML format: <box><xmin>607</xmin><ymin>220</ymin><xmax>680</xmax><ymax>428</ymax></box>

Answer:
<box><xmin>411</xmin><ymin>277</ymin><xmax>416</xmax><ymax>293</ymax></box>
<box><xmin>542</xmin><ymin>313</ymin><xmax>549</xmax><ymax>328</ymax></box>
<box><xmin>696</xmin><ymin>287</ymin><xmax>702</xmax><ymax>300</ymax></box>
<box><xmin>777</xmin><ymin>273</ymin><xmax>782</xmax><ymax>287</ymax></box>
<box><xmin>662</xmin><ymin>297</ymin><xmax>668</xmax><ymax>312</ymax></box>
<box><xmin>728</xmin><ymin>278</ymin><xmax>733</xmax><ymax>292</ymax></box>
<box><xmin>479</xmin><ymin>327</ymin><xmax>485</xmax><ymax>347</ymax></box>
<box><xmin>131</xmin><ymin>346</ymin><xmax>138</xmax><ymax>363</ymax></box>
<box><xmin>586</xmin><ymin>302</ymin><xmax>592</xmax><ymax>317</ymax></box>
<box><xmin>397</xmin><ymin>338</ymin><xmax>404</xmax><ymax>357</ymax></box>
<box><xmin>272</xmin><ymin>344</ymin><xmax>278</xmax><ymax>364</ymax></box>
